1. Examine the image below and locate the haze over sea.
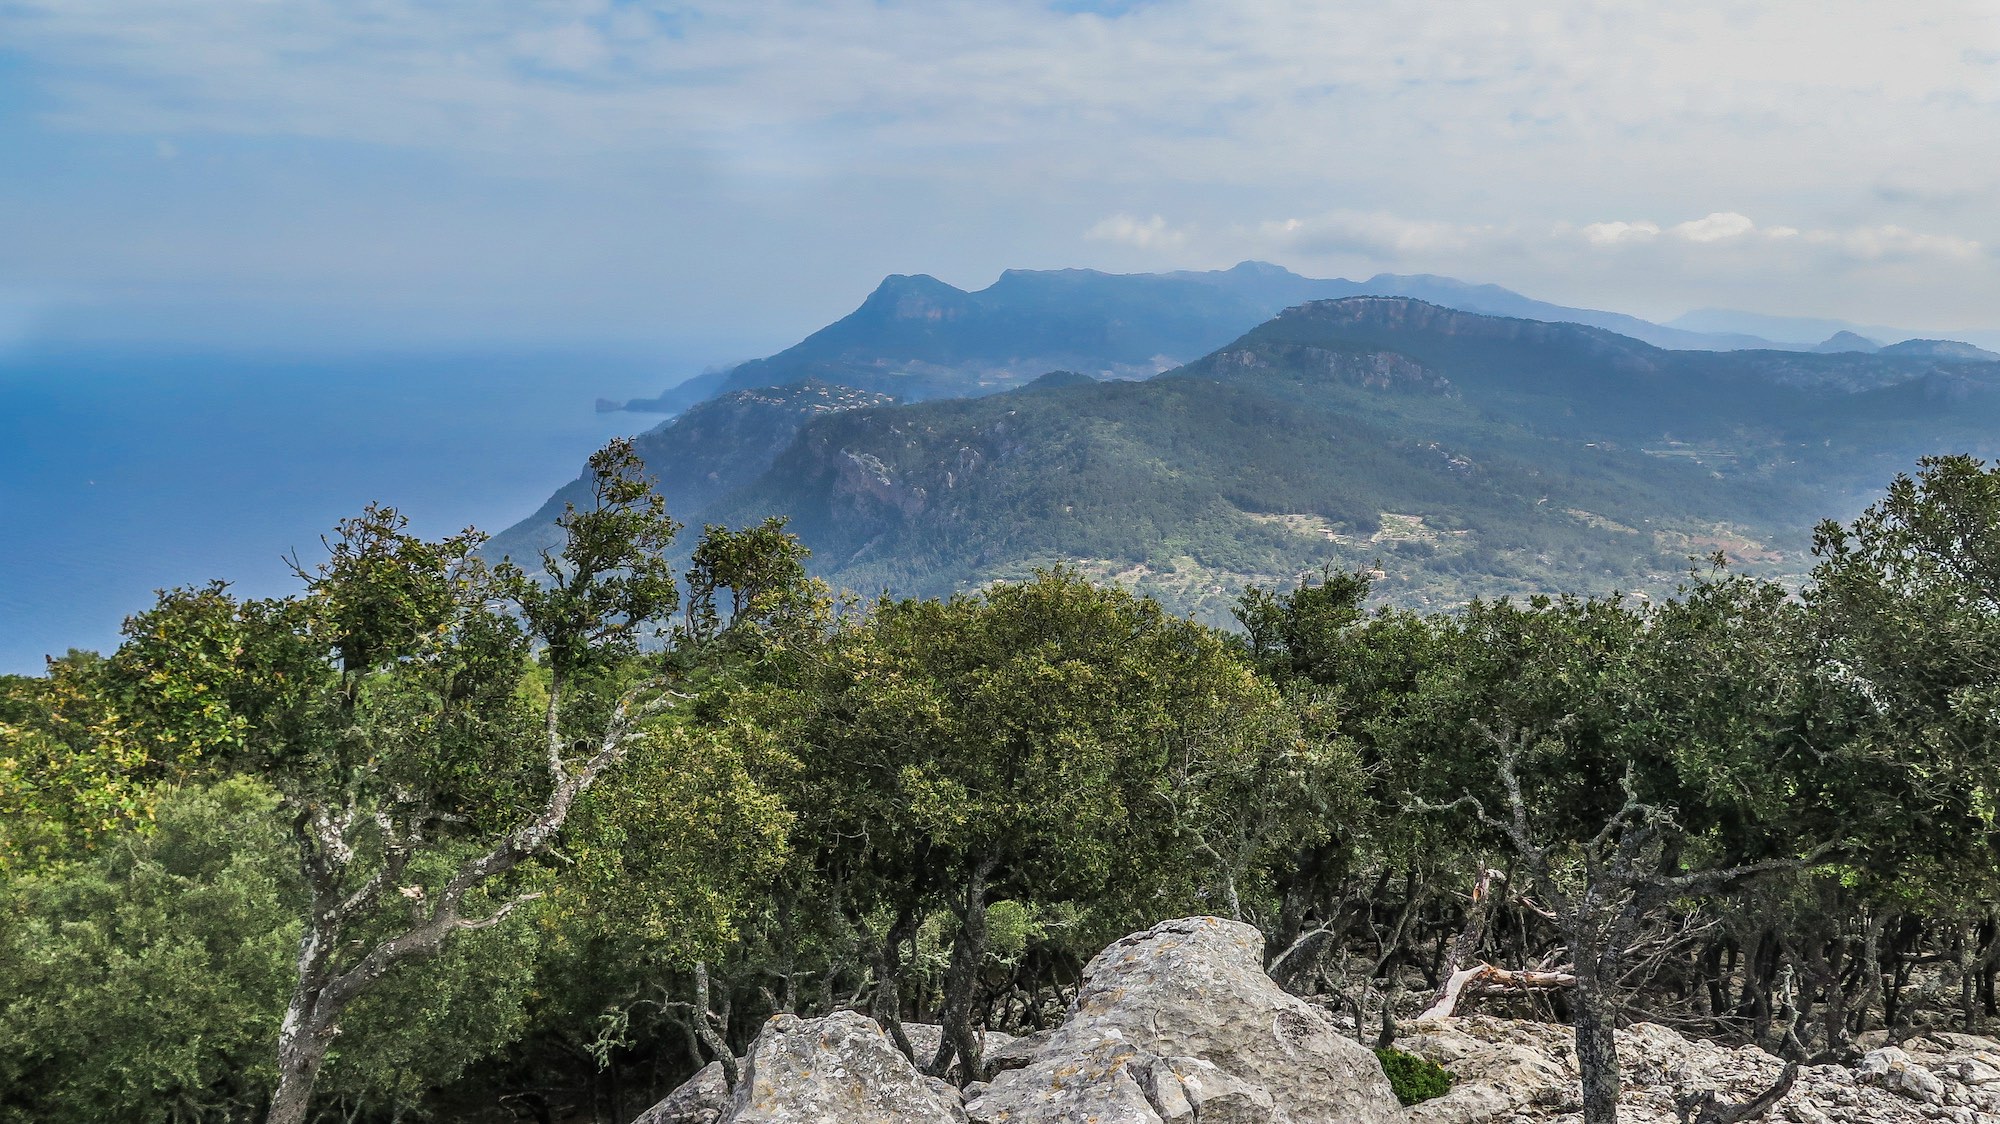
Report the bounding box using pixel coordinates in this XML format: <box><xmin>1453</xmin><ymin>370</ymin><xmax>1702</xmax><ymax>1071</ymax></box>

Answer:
<box><xmin>0</xmin><ymin>346</ymin><xmax>729</xmax><ymax>674</ymax></box>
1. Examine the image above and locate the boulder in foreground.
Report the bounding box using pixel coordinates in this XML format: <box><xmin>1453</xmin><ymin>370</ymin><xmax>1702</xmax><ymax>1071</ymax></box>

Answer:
<box><xmin>965</xmin><ymin>915</ymin><xmax>1402</xmax><ymax>1124</ymax></box>
<box><xmin>727</xmin><ymin>1009</ymin><xmax>965</xmax><ymax>1124</ymax></box>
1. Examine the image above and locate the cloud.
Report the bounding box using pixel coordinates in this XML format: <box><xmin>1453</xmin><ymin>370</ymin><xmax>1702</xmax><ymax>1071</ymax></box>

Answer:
<box><xmin>1259</xmin><ymin>212</ymin><xmax>1506</xmax><ymax>259</ymax></box>
<box><xmin>3</xmin><ymin>1</ymin><xmax>1999</xmax><ymax>339</ymax></box>
<box><xmin>1085</xmin><ymin>214</ymin><xmax>1188</xmax><ymax>251</ymax></box>
<box><xmin>1221</xmin><ymin>206</ymin><xmax>1994</xmax><ymax>324</ymax></box>
<box><xmin>8</xmin><ymin>0</ymin><xmax>1998</xmax><ymax>182</ymax></box>
<box><xmin>1565</xmin><ymin>212</ymin><xmax>1982</xmax><ymax>263</ymax></box>
<box><xmin>1671</xmin><ymin>212</ymin><xmax>1757</xmax><ymax>244</ymax></box>
<box><xmin>1580</xmin><ymin>220</ymin><xmax>1662</xmax><ymax>246</ymax></box>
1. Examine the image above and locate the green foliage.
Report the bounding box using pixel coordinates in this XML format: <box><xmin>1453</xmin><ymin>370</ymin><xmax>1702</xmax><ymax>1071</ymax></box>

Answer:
<box><xmin>0</xmin><ymin>652</ymin><xmax>159</xmax><ymax>869</ymax></box>
<box><xmin>314</xmin><ymin>871</ymin><xmax>544</xmax><ymax>1115</ymax></box>
<box><xmin>12</xmin><ymin>447</ymin><xmax>2000</xmax><ymax>1118</ymax></box>
<box><xmin>756</xmin><ymin>568</ymin><xmax>1324</xmax><ymax>920</ymax></box>
<box><xmin>517</xmin><ymin>437</ymin><xmax>682</xmax><ymax>679</ymax></box>
<box><xmin>680</xmin><ymin>516</ymin><xmax>816</xmax><ymax>647</ymax></box>
<box><xmin>560</xmin><ymin>716</ymin><xmax>794</xmax><ymax>961</ymax></box>
<box><xmin>1374</xmin><ymin>1046</ymin><xmax>1453</xmax><ymax>1106</ymax></box>
<box><xmin>0</xmin><ymin>779</ymin><xmax>294</xmax><ymax>1122</ymax></box>
<box><xmin>1235</xmin><ymin>566</ymin><xmax>1375</xmax><ymax>682</ymax></box>
<box><xmin>1805</xmin><ymin>455</ymin><xmax>2000</xmax><ymax>900</ymax></box>
<box><xmin>0</xmin><ymin>779</ymin><xmax>551</xmax><ymax>1124</ymax></box>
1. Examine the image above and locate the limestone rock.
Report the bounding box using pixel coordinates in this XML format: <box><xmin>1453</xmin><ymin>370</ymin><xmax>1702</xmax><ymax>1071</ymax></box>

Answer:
<box><xmin>1858</xmin><ymin>1046</ymin><xmax>1946</xmax><ymax>1105</ymax></box>
<box><xmin>1403</xmin><ymin>1080</ymin><xmax>1513</xmax><ymax>1124</ymax></box>
<box><xmin>1395</xmin><ymin>1015</ymin><xmax>2000</xmax><ymax>1124</ymax></box>
<box><xmin>632</xmin><ymin>1061</ymin><xmax>730</xmax><ymax>1124</ymax></box>
<box><xmin>986</xmin><ymin>1027</ymin><xmax>1057</xmax><ymax>1073</ymax></box>
<box><xmin>898</xmin><ymin>1021</ymin><xmax>1018</xmax><ymax>1079</ymax></box>
<box><xmin>965</xmin><ymin>916</ymin><xmax>1399</xmax><ymax>1124</ymax></box>
<box><xmin>1145</xmin><ymin>1055</ymin><xmax>1277</xmax><ymax>1123</ymax></box>
<box><xmin>729</xmin><ymin>1011</ymin><xmax>965</xmax><ymax>1124</ymax></box>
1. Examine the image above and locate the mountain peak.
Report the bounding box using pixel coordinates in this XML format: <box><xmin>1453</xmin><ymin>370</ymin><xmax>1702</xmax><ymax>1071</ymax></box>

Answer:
<box><xmin>1019</xmin><ymin>369</ymin><xmax>1098</xmax><ymax>392</ymax></box>
<box><xmin>1878</xmin><ymin>338</ymin><xmax>2000</xmax><ymax>362</ymax></box>
<box><xmin>856</xmin><ymin>273</ymin><xmax>973</xmax><ymax>321</ymax></box>
<box><xmin>1813</xmin><ymin>330</ymin><xmax>1881</xmax><ymax>354</ymax></box>
<box><xmin>1224</xmin><ymin>260</ymin><xmax>1301</xmax><ymax>277</ymax></box>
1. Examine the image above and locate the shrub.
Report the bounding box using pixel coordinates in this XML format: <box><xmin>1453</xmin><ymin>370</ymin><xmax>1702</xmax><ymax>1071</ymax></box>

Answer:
<box><xmin>1374</xmin><ymin>1046</ymin><xmax>1453</xmax><ymax>1106</ymax></box>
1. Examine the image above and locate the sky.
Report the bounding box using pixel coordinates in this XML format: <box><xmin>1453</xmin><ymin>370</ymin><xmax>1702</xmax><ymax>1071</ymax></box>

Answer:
<box><xmin>3</xmin><ymin>1</ymin><xmax>1999</xmax><ymax>355</ymax></box>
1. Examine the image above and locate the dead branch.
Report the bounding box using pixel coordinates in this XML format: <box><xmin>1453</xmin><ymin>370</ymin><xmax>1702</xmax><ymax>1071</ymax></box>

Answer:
<box><xmin>1419</xmin><ymin>961</ymin><xmax>1578</xmax><ymax>1021</ymax></box>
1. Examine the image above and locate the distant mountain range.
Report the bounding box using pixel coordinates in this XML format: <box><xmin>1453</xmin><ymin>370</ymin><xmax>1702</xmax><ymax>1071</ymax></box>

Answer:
<box><xmin>604</xmin><ymin>262</ymin><xmax>1998</xmax><ymax>420</ymax></box>
<box><xmin>601</xmin><ymin>262</ymin><xmax>1817</xmax><ymax>416</ymax></box>
<box><xmin>1668</xmin><ymin>307</ymin><xmax>2000</xmax><ymax>354</ymax></box>
<box><xmin>495</xmin><ymin>295</ymin><xmax>2000</xmax><ymax>620</ymax></box>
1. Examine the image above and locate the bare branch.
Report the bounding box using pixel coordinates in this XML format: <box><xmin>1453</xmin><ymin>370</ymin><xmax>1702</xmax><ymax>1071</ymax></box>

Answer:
<box><xmin>453</xmin><ymin>892</ymin><xmax>544</xmax><ymax>932</ymax></box>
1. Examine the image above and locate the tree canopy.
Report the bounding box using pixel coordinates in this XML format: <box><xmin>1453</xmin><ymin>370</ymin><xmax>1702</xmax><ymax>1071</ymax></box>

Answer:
<box><xmin>2</xmin><ymin>453</ymin><xmax>1998</xmax><ymax>1124</ymax></box>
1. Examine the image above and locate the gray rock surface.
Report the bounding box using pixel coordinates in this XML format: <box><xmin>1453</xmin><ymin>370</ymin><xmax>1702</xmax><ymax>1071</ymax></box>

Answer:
<box><xmin>631</xmin><ymin>1061</ymin><xmax>730</xmax><ymax>1124</ymax></box>
<box><xmin>899</xmin><ymin>1021</ymin><xmax>1018</xmax><ymax>1080</ymax></box>
<box><xmin>1858</xmin><ymin>1045</ymin><xmax>1946</xmax><ymax>1105</ymax></box>
<box><xmin>964</xmin><ymin>916</ymin><xmax>1401</xmax><ymax>1124</ymax></box>
<box><xmin>626</xmin><ymin>918</ymin><xmax>2000</xmax><ymax>1124</ymax></box>
<box><xmin>986</xmin><ymin>1027</ymin><xmax>1056</xmax><ymax>1073</ymax></box>
<box><xmin>1398</xmin><ymin>1014</ymin><xmax>2000</xmax><ymax>1124</ymax></box>
<box><xmin>729</xmin><ymin>1010</ymin><xmax>966</xmax><ymax>1124</ymax></box>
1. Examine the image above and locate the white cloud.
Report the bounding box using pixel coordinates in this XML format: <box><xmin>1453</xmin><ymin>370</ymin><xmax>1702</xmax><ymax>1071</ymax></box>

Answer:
<box><xmin>1581</xmin><ymin>221</ymin><xmax>1662</xmax><ymax>246</ymax></box>
<box><xmin>1808</xmin><ymin>224</ymin><xmax>1984</xmax><ymax>262</ymax></box>
<box><xmin>1565</xmin><ymin>212</ymin><xmax>1983</xmax><ymax>263</ymax></box>
<box><xmin>1262</xmin><ymin>212</ymin><xmax>1504</xmax><ymax>258</ymax></box>
<box><xmin>3</xmin><ymin>1</ymin><xmax>1999</xmax><ymax>338</ymax></box>
<box><xmin>1085</xmin><ymin>214</ymin><xmax>1188</xmax><ymax>251</ymax></box>
<box><xmin>1671</xmin><ymin>212</ymin><xmax>1757</xmax><ymax>243</ymax></box>
<box><xmin>1217</xmin><ymin>206</ymin><xmax>1994</xmax><ymax>325</ymax></box>
<box><xmin>7</xmin><ymin>0</ymin><xmax>1997</xmax><ymax>182</ymax></box>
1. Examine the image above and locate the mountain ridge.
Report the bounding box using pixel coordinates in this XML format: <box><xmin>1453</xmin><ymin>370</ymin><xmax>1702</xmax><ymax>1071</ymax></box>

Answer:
<box><xmin>501</xmin><ymin>296</ymin><xmax>2000</xmax><ymax>619</ymax></box>
<box><xmin>606</xmin><ymin>263</ymin><xmax>1805</xmax><ymax>417</ymax></box>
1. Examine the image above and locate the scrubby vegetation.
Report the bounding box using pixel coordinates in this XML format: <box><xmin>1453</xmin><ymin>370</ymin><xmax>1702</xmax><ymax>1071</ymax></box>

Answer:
<box><xmin>1374</xmin><ymin>1047</ymin><xmax>1454</xmax><ymax>1106</ymax></box>
<box><xmin>3</xmin><ymin>446</ymin><xmax>1999</xmax><ymax>1124</ymax></box>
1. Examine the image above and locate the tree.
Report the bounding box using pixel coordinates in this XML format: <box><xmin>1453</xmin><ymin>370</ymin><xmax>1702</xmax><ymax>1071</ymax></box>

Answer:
<box><xmin>1392</xmin><ymin>578</ymin><xmax>1826</xmax><ymax>1124</ymax></box>
<box><xmin>0</xmin><ymin>778</ymin><xmax>296</xmax><ymax>1122</ymax></box>
<box><xmin>92</xmin><ymin>439</ymin><xmax>692</xmax><ymax>1124</ymax></box>
<box><xmin>736</xmin><ymin>569</ymin><xmax>1325</xmax><ymax>1082</ymax></box>
<box><xmin>0</xmin><ymin>652</ymin><xmax>155</xmax><ymax>871</ymax></box>
<box><xmin>679</xmin><ymin>516</ymin><xmax>814</xmax><ymax>647</ymax></box>
<box><xmin>1806</xmin><ymin>455</ymin><xmax>2000</xmax><ymax>1033</ymax></box>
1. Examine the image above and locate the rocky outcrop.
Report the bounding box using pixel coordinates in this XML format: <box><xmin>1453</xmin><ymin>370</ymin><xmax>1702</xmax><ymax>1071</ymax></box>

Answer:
<box><xmin>629</xmin><ymin>918</ymin><xmax>2000</xmax><ymax>1124</ymax></box>
<box><xmin>898</xmin><ymin>1022</ymin><xmax>1017</xmax><ymax>1082</ymax></box>
<box><xmin>728</xmin><ymin>1010</ymin><xmax>966</xmax><ymax>1124</ymax></box>
<box><xmin>1399</xmin><ymin>1014</ymin><xmax>2000</xmax><ymax>1124</ymax></box>
<box><xmin>964</xmin><ymin>916</ymin><xmax>1402</xmax><ymax>1124</ymax></box>
<box><xmin>631</xmin><ymin>1060</ymin><xmax>730</xmax><ymax>1124</ymax></box>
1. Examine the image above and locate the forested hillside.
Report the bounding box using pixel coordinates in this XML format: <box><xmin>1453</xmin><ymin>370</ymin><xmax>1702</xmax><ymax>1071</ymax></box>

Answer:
<box><xmin>506</xmin><ymin>298</ymin><xmax>2000</xmax><ymax>621</ymax></box>
<box><xmin>4</xmin><ymin>447</ymin><xmax>1998</xmax><ymax>1124</ymax></box>
<box><xmin>490</xmin><ymin>380</ymin><xmax>894</xmax><ymax>565</ymax></box>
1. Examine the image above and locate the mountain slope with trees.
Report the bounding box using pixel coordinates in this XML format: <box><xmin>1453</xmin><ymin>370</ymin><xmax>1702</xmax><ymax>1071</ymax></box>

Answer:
<box><xmin>489</xmin><ymin>380</ymin><xmax>893</xmax><ymax>565</ymax></box>
<box><xmin>511</xmin><ymin>298</ymin><xmax>2000</xmax><ymax>620</ymax></box>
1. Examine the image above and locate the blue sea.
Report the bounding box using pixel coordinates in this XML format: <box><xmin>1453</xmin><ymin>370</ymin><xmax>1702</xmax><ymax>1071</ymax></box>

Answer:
<box><xmin>0</xmin><ymin>345</ymin><xmax>720</xmax><ymax>675</ymax></box>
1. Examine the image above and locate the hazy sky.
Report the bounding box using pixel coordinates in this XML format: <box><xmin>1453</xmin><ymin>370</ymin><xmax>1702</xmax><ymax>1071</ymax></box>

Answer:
<box><xmin>3</xmin><ymin>1</ymin><xmax>1998</xmax><ymax>353</ymax></box>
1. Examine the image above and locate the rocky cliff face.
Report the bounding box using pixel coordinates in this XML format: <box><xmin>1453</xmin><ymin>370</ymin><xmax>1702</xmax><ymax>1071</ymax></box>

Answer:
<box><xmin>630</xmin><ymin>916</ymin><xmax>2000</xmax><ymax>1124</ymax></box>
